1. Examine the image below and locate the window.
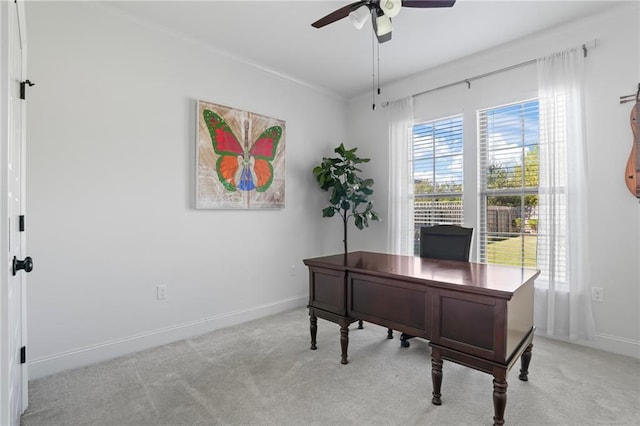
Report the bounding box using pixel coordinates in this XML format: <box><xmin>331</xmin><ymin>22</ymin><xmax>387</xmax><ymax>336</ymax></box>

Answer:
<box><xmin>411</xmin><ymin>115</ymin><xmax>463</xmax><ymax>254</ymax></box>
<box><xmin>478</xmin><ymin>100</ymin><xmax>539</xmax><ymax>268</ymax></box>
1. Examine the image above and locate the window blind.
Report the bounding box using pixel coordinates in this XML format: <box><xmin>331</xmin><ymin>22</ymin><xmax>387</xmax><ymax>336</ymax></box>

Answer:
<box><xmin>411</xmin><ymin>115</ymin><xmax>463</xmax><ymax>254</ymax></box>
<box><xmin>478</xmin><ymin>100</ymin><xmax>540</xmax><ymax>269</ymax></box>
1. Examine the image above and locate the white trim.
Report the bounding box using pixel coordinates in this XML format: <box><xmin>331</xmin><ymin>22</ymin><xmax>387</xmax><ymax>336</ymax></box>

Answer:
<box><xmin>589</xmin><ymin>332</ymin><xmax>640</xmax><ymax>359</ymax></box>
<box><xmin>92</xmin><ymin>2</ymin><xmax>344</xmax><ymax>102</ymax></box>
<box><xmin>16</xmin><ymin>0</ymin><xmax>29</xmax><ymax>411</ymax></box>
<box><xmin>535</xmin><ymin>330</ymin><xmax>640</xmax><ymax>360</ymax></box>
<box><xmin>0</xmin><ymin>0</ymin><xmax>11</xmax><ymax>421</ymax></box>
<box><xmin>29</xmin><ymin>296</ymin><xmax>307</xmax><ymax>380</ymax></box>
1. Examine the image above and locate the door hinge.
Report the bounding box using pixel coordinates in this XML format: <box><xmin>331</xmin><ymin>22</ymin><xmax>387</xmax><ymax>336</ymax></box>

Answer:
<box><xmin>20</xmin><ymin>80</ymin><xmax>34</xmax><ymax>100</ymax></box>
<box><xmin>20</xmin><ymin>346</ymin><xmax>26</xmax><ymax>364</ymax></box>
<box><xmin>19</xmin><ymin>215</ymin><xmax>24</xmax><ymax>232</ymax></box>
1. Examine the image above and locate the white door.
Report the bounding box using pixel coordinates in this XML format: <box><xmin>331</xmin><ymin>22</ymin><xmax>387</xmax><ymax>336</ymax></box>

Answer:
<box><xmin>1</xmin><ymin>1</ymin><xmax>29</xmax><ymax>425</ymax></box>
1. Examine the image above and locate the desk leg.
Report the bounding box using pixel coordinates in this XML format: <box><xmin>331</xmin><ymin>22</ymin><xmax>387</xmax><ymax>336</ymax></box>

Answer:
<box><xmin>339</xmin><ymin>322</ymin><xmax>350</xmax><ymax>364</ymax></box>
<box><xmin>519</xmin><ymin>343</ymin><xmax>533</xmax><ymax>381</ymax></box>
<box><xmin>309</xmin><ymin>313</ymin><xmax>317</xmax><ymax>350</ymax></box>
<box><xmin>431</xmin><ymin>348</ymin><xmax>443</xmax><ymax>406</ymax></box>
<box><xmin>492</xmin><ymin>370</ymin><xmax>508</xmax><ymax>426</ymax></box>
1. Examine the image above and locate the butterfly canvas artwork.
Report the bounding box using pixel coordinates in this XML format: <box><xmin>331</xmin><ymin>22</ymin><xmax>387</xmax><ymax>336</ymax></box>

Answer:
<box><xmin>197</xmin><ymin>100</ymin><xmax>285</xmax><ymax>209</ymax></box>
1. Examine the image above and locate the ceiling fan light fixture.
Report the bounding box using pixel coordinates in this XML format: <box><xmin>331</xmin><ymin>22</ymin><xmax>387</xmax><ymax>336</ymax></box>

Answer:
<box><xmin>381</xmin><ymin>0</ymin><xmax>402</xmax><ymax>18</ymax></box>
<box><xmin>375</xmin><ymin>13</ymin><xmax>392</xmax><ymax>36</ymax></box>
<box><xmin>349</xmin><ymin>5</ymin><xmax>370</xmax><ymax>30</ymax></box>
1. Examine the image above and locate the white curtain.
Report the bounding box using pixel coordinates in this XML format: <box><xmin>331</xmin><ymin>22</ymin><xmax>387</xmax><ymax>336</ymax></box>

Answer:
<box><xmin>387</xmin><ymin>97</ymin><xmax>414</xmax><ymax>255</ymax></box>
<box><xmin>536</xmin><ymin>47</ymin><xmax>595</xmax><ymax>340</ymax></box>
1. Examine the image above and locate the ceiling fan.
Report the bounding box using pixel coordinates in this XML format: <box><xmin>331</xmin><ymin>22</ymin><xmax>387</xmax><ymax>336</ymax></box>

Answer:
<box><xmin>311</xmin><ymin>0</ymin><xmax>456</xmax><ymax>44</ymax></box>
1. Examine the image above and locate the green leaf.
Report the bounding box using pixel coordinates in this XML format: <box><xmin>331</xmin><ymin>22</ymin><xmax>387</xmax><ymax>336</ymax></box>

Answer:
<box><xmin>350</xmin><ymin>198</ymin><xmax>363</xmax><ymax>208</ymax></box>
<box><xmin>313</xmin><ymin>143</ymin><xmax>379</xmax><ymax>235</ymax></box>
<box><xmin>322</xmin><ymin>207</ymin><xmax>336</xmax><ymax>217</ymax></box>
<box><xmin>330</xmin><ymin>184</ymin><xmax>345</xmax><ymax>205</ymax></box>
<box><xmin>354</xmin><ymin>215</ymin><xmax>364</xmax><ymax>230</ymax></box>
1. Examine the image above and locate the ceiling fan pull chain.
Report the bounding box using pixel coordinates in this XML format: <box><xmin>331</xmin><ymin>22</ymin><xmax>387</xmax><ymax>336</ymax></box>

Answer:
<box><xmin>372</xmin><ymin>29</ymin><xmax>376</xmax><ymax>110</ymax></box>
<box><xmin>377</xmin><ymin>42</ymin><xmax>381</xmax><ymax>95</ymax></box>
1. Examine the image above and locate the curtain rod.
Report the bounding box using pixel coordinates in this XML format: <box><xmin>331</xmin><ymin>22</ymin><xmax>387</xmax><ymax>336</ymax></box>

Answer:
<box><xmin>382</xmin><ymin>38</ymin><xmax>599</xmax><ymax>108</ymax></box>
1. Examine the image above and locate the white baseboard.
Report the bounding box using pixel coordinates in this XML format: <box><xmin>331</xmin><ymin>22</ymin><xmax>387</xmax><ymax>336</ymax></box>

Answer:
<box><xmin>29</xmin><ymin>296</ymin><xmax>307</xmax><ymax>380</ymax></box>
<box><xmin>589</xmin><ymin>332</ymin><xmax>640</xmax><ymax>359</ymax></box>
<box><xmin>31</xmin><ymin>297</ymin><xmax>638</xmax><ymax>381</ymax></box>
<box><xmin>536</xmin><ymin>330</ymin><xmax>640</xmax><ymax>359</ymax></box>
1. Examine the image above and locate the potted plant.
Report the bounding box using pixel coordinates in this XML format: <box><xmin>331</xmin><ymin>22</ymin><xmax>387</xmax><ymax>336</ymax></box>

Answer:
<box><xmin>312</xmin><ymin>143</ymin><xmax>380</xmax><ymax>254</ymax></box>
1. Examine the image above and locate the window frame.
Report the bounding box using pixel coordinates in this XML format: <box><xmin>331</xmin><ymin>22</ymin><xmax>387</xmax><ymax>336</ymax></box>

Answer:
<box><xmin>411</xmin><ymin>114</ymin><xmax>464</xmax><ymax>255</ymax></box>
<box><xmin>477</xmin><ymin>98</ymin><xmax>540</xmax><ymax>269</ymax></box>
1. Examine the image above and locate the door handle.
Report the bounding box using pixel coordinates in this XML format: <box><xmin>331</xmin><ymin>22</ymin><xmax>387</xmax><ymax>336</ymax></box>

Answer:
<box><xmin>13</xmin><ymin>256</ymin><xmax>33</xmax><ymax>275</ymax></box>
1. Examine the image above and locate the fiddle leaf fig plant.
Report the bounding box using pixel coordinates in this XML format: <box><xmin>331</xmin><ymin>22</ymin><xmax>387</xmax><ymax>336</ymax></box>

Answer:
<box><xmin>312</xmin><ymin>143</ymin><xmax>380</xmax><ymax>254</ymax></box>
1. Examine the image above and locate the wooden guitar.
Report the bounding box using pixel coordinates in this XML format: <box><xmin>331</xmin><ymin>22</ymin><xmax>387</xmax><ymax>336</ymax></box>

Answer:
<box><xmin>625</xmin><ymin>100</ymin><xmax>640</xmax><ymax>199</ymax></box>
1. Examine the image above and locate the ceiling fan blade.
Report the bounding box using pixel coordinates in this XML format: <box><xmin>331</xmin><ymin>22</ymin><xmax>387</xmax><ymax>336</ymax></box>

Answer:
<box><xmin>401</xmin><ymin>0</ymin><xmax>456</xmax><ymax>8</ymax></box>
<box><xmin>311</xmin><ymin>1</ymin><xmax>367</xmax><ymax>28</ymax></box>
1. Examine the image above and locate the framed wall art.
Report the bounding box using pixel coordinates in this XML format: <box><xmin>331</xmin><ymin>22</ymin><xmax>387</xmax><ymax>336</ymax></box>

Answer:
<box><xmin>196</xmin><ymin>100</ymin><xmax>286</xmax><ymax>209</ymax></box>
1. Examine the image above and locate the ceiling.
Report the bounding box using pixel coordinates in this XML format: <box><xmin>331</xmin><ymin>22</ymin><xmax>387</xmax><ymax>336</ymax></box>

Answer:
<box><xmin>104</xmin><ymin>0</ymin><xmax>615</xmax><ymax>99</ymax></box>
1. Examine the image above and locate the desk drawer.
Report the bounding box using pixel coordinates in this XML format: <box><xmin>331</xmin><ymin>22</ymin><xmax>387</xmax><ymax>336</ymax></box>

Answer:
<box><xmin>308</xmin><ymin>267</ymin><xmax>347</xmax><ymax>316</ymax></box>
<box><xmin>348</xmin><ymin>273</ymin><xmax>429</xmax><ymax>337</ymax></box>
<box><xmin>431</xmin><ymin>288</ymin><xmax>507</xmax><ymax>362</ymax></box>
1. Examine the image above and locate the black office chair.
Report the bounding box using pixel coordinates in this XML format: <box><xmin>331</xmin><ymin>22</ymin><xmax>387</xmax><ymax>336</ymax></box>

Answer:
<box><xmin>400</xmin><ymin>224</ymin><xmax>474</xmax><ymax>348</ymax></box>
<box><xmin>419</xmin><ymin>224</ymin><xmax>474</xmax><ymax>261</ymax></box>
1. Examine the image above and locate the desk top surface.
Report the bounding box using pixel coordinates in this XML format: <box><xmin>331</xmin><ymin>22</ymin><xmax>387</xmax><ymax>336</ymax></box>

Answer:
<box><xmin>303</xmin><ymin>251</ymin><xmax>540</xmax><ymax>297</ymax></box>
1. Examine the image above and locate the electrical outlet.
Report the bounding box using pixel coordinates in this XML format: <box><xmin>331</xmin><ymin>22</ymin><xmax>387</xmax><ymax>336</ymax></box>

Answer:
<box><xmin>289</xmin><ymin>265</ymin><xmax>296</xmax><ymax>277</ymax></box>
<box><xmin>157</xmin><ymin>285</ymin><xmax>167</xmax><ymax>300</ymax></box>
<box><xmin>591</xmin><ymin>286</ymin><xmax>603</xmax><ymax>302</ymax></box>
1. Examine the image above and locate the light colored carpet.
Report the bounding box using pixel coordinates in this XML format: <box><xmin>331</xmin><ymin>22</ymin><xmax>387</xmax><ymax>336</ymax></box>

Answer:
<box><xmin>21</xmin><ymin>308</ymin><xmax>640</xmax><ymax>425</ymax></box>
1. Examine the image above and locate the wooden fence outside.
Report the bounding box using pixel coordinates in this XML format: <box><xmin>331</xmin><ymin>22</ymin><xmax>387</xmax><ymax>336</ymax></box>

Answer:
<box><xmin>414</xmin><ymin>201</ymin><xmax>538</xmax><ymax>234</ymax></box>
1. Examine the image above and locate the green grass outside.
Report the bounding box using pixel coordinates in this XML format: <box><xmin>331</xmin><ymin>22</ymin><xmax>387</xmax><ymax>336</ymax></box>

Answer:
<box><xmin>486</xmin><ymin>235</ymin><xmax>538</xmax><ymax>268</ymax></box>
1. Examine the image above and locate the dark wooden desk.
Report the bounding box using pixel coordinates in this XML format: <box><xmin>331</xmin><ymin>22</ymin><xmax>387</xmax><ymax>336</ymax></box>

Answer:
<box><xmin>303</xmin><ymin>251</ymin><xmax>540</xmax><ymax>426</ymax></box>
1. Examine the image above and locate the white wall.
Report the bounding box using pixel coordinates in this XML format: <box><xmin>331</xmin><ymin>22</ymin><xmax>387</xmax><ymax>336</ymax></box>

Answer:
<box><xmin>25</xmin><ymin>1</ymin><xmax>640</xmax><ymax>380</ymax></box>
<box><xmin>348</xmin><ymin>2</ymin><xmax>640</xmax><ymax>358</ymax></box>
<box><xmin>25</xmin><ymin>2</ymin><xmax>348</xmax><ymax>378</ymax></box>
